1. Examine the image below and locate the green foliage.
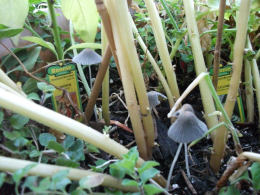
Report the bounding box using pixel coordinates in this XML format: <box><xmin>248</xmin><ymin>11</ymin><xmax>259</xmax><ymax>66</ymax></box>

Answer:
<box><xmin>109</xmin><ymin>147</ymin><xmax>163</xmax><ymax>195</ymax></box>
<box><xmin>0</xmin><ymin>173</ymin><xmax>6</xmax><ymax>188</ymax></box>
<box><xmin>10</xmin><ymin>114</ymin><xmax>29</xmax><ymax>129</ymax></box>
<box><xmin>0</xmin><ymin>24</ymin><xmax>23</xmax><ymax>40</ymax></box>
<box><xmin>39</xmin><ymin>133</ymin><xmax>56</xmax><ymax>146</ymax></box>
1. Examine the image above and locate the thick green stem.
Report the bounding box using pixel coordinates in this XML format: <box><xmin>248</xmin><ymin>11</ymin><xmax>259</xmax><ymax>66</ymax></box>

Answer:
<box><xmin>47</xmin><ymin>0</ymin><xmax>63</xmax><ymax>60</ymax></box>
<box><xmin>210</xmin><ymin>0</ymin><xmax>251</xmax><ymax>173</ymax></box>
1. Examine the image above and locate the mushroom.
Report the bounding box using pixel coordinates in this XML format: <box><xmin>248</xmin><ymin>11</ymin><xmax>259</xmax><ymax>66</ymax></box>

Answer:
<box><xmin>72</xmin><ymin>48</ymin><xmax>102</xmax><ymax>88</ymax></box>
<box><xmin>166</xmin><ymin>104</ymin><xmax>208</xmax><ymax>190</ymax></box>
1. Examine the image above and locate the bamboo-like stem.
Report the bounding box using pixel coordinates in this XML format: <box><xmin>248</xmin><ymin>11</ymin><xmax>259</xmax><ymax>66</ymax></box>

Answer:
<box><xmin>101</xmin><ymin>26</ymin><xmax>110</xmax><ymax>125</ymax></box>
<box><xmin>47</xmin><ymin>0</ymin><xmax>63</xmax><ymax>60</ymax></box>
<box><xmin>0</xmin><ymin>69</ymin><xmax>26</xmax><ymax>97</ymax></box>
<box><xmin>143</xmin><ymin>0</ymin><xmax>180</xmax><ymax>100</ymax></box>
<box><xmin>107</xmin><ymin>0</ymin><xmax>155</xmax><ymax>158</ymax></box>
<box><xmin>212</xmin><ymin>0</ymin><xmax>226</xmax><ymax>89</ymax></box>
<box><xmin>239</xmin><ymin>152</ymin><xmax>260</xmax><ymax>162</ymax></box>
<box><xmin>182</xmin><ymin>0</ymin><xmax>219</xmax><ymax>133</ymax></box>
<box><xmin>95</xmin><ymin>0</ymin><xmax>120</xmax><ymax>76</ymax></box>
<box><xmin>170</xmin><ymin>31</ymin><xmax>187</xmax><ymax>60</ymax></box>
<box><xmin>255</xmin><ymin>49</ymin><xmax>260</xmax><ymax>60</ymax></box>
<box><xmin>0</xmin><ymin>156</ymin><xmax>138</xmax><ymax>192</ymax></box>
<box><xmin>131</xmin><ymin>19</ymin><xmax>174</xmax><ymax>108</ymax></box>
<box><xmin>210</xmin><ymin>0</ymin><xmax>251</xmax><ymax>173</ymax></box>
<box><xmin>0</xmin><ymin>85</ymin><xmax>166</xmax><ymax>186</ymax></box>
<box><xmin>69</xmin><ymin>21</ymin><xmax>91</xmax><ymax>96</ymax></box>
<box><xmin>244</xmin><ymin>60</ymin><xmax>254</xmax><ymax>122</ymax></box>
<box><xmin>85</xmin><ymin>45</ymin><xmax>112</xmax><ymax>123</ymax></box>
<box><xmin>247</xmin><ymin>37</ymin><xmax>260</xmax><ymax>129</ymax></box>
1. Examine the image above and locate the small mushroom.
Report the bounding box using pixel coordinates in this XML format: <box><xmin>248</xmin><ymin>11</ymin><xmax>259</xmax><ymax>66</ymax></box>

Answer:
<box><xmin>72</xmin><ymin>48</ymin><xmax>102</xmax><ymax>66</ymax></box>
<box><xmin>72</xmin><ymin>48</ymin><xmax>102</xmax><ymax>89</ymax></box>
<box><xmin>167</xmin><ymin>104</ymin><xmax>208</xmax><ymax>143</ymax></box>
<box><xmin>166</xmin><ymin>104</ymin><xmax>208</xmax><ymax>190</ymax></box>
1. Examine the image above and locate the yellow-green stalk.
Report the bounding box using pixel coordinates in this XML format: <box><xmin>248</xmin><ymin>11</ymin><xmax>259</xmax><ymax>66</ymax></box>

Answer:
<box><xmin>247</xmin><ymin>37</ymin><xmax>260</xmax><ymax>129</ymax></box>
<box><xmin>210</xmin><ymin>0</ymin><xmax>251</xmax><ymax>172</ymax></box>
<box><xmin>182</xmin><ymin>0</ymin><xmax>219</xmax><ymax>132</ymax></box>
<box><xmin>0</xmin><ymin>156</ymin><xmax>138</xmax><ymax>192</ymax></box>
<box><xmin>143</xmin><ymin>0</ymin><xmax>180</xmax><ymax>100</ymax></box>
<box><xmin>244</xmin><ymin>59</ymin><xmax>254</xmax><ymax>122</ymax></box>
<box><xmin>131</xmin><ymin>18</ymin><xmax>174</xmax><ymax>108</ymax></box>
<box><xmin>0</xmin><ymin>69</ymin><xmax>26</xmax><ymax>97</ymax></box>
<box><xmin>106</xmin><ymin>0</ymin><xmax>155</xmax><ymax>158</ymax></box>
<box><xmin>101</xmin><ymin>25</ymin><xmax>110</xmax><ymax>125</ymax></box>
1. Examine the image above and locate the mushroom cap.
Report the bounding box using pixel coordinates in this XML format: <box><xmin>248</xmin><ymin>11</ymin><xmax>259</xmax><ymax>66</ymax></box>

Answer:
<box><xmin>167</xmin><ymin>107</ymin><xmax>208</xmax><ymax>143</ymax></box>
<box><xmin>147</xmin><ymin>91</ymin><xmax>167</xmax><ymax>108</ymax></box>
<box><xmin>72</xmin><ymin>48</ymin><xmax>102</xmax><ymax>65</ymax></box>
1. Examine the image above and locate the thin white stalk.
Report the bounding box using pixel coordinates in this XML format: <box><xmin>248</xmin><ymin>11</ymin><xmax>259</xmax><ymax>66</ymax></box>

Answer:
<box><xmin>239</xmin><ymin>152</ymin><xmax>260</xmax><ymax>162</ymax></box>
<box><xmin>166</xmin><ymin>143</ymin><xmax>183</xmax><ymax>190</ymax></box>
<box><xmin>184</xmin><ymin>143</ymin><xmax>190</xmax><ymax>178</ymax></box>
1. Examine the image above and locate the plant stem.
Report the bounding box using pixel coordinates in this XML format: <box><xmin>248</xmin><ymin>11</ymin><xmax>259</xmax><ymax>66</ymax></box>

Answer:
<box><xmin>0</xmin><ymin>156</ymin><xmax>138</xmax><ymax>192</ymax></box>
<box><xmin>247</xmin><ymin>37</ymin><xmax>260</xmax><ymax>129</ymax></box>
<box><xmin>170</xmin><ymin>30</ymin><xmax>187</xmax><ymax>60</ymax></box>
<box><xmin>159</xmin><ymin>0</ymin><xmax>179</xmax><ymax>31</ymax></box>
<box><xmin>199</xmin><ymin>28</ymin><xmax>236</xmax><ymax>37</ymax></box>
<box><xmin>24</xmin><ymin>21</ymin><xmax>41</xmax><ymax>38</ymax></box>
<box><xmin>143</xmin><ymin>0</ymin><xmax>180</xmax><ymax>100</ymax></box>
<box><xmin>244</xmin><ymin>59</ymin><xmax>254</xmax><ymax>122</ymax></box>
<box><xmin>131</xmin><ymin>18</ymin><xmax>174</xmax><ymax>108</ymax></box>
<box><xmin>47</xmin><ymin>0</ymin><xmax>63</xmax><ymax>60</ymax></box>
<box><xmin>69</xmin><ymin>21</ymin><xmax>91</xmax><ymax>96</ymax></box>
<box><xmin>212</xmin><ymin>0</ymin><xmax>226</xmax><ymax>89</ymax></box>
<box><xmin>182</xmin><ymin>0</ymin><xmax>219</xmax><ymax>134</ymax></box>
<box><xmin>210</xmin><ymin>0</ymin><xmax>251</xmax><ymax>173</ymax></box>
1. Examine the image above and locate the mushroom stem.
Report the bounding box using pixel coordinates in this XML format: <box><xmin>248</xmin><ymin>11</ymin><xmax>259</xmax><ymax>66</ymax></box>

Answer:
<box><xmin>167</xmin><ymin>143</ymin><xmax>183</xmax><ymax>190</ymax></box>
<box><xmin>184</xmin><ymin>143</ymin><xmax>191</xmax><ymax>178</ymax></box>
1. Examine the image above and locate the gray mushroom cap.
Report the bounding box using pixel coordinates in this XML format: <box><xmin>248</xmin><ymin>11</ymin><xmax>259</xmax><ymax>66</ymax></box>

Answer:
<box><xmin>72</xmin><ymin>48</ymin><xmax>102</xmax><ymax>65</ymax></box>
<box><xmin>147</xmin><ymin>91</ymin><xmax>167</xmax><ymax>108</ymax></box>
<box><xmin>167</xmin><ymin>104</ymin><xmax>208</xmax><ymax>143</ymax></box>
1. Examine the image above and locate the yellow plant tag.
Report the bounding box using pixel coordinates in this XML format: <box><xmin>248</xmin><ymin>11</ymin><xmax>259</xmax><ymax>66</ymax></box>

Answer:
<box><xmin>47</xmin><ymin>64</ymin><xmax>82</xmax><ymax>119</ymax></box>
<box><xmin>210</xmin><ymin>65</ymin><xmax>245</xmax><ymax>122</ymax></box>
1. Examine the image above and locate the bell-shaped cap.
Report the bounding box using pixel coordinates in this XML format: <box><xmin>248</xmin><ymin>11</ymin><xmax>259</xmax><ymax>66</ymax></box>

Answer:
<box><xmin>167</xmin><ymin>105</ymin><xmax>208</xmax><ymax>143</ymax></box>
<box><xmin>72</xmin><ymin>48</ymin><xmax>102</xmax><ymax>65</ymax></box>
<box><xmin>147</xmin><ymin>91</ymin><xmax>167</xmax><ymax>108</ymax></box>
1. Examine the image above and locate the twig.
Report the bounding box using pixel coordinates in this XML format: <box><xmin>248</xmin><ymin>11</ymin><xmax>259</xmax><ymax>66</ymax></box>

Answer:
<box><xmin>85</xmin><ymin>45</ymin><xmax>112</xmax><ymax>123</ymax></box>
<box><xmin>180</xmin><ymin>169</ymin><xmax>197</xmax><ymax>195</ymax></box>
<box><xmin>212</xmin><ymin>0</ymin><xmax>226</xmax><ymax>89</ymax></box>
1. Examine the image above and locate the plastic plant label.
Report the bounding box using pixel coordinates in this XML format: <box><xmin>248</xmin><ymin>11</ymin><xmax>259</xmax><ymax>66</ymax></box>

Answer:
<box><xmin>47</xmin><ymin>64</ymin><xmax>82</xmax><ymax>119</ymax></box>
<box><xmin>210</xmin><ymin>65</ymin><xmax>245</xmax><ymax>122</ymax></box>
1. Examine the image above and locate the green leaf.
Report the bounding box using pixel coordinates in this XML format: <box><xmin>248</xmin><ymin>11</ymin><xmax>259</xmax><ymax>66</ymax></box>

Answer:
<box><xmin>138</xmin><ymin>161</ymin><xmax>159</xmax><ymax>174</ymax></box>
<box><xmin>29</xmin><ymin>150</ymin><xmax>41</xmax><ymax>158</ymax></box>
<box><xmin>251</xmin><ymin>162</ymin><xmax>260</xmax><ymax>190</ymax></box>
<box><xmin>22</xmin><ymin>36</ymin><xmax>58</xmax><ymax>58</ymax></box>
<box><xmin>63</xmin><ymin>135</ymin><xmax>75</xmax><ymax>149</ymax></box>
<box><xmin>11</xmin><ymin>47</ymin><xmax>41</xmax><ymax>72</ymax></box>
<box><xmin>64</xmin><ymin>43</ymin><xmax>102</xmax><ymax>56</ymax></box>
<box><xmin>109</xmin><ymin>164</ymin><xmax>126</xmax><ymax>179</ymax></box>
<box><xmin>37</xmin><ymin>82</ymin><xmax>56</xmax><ymax>93</ymax></box>
<box><xmin>56</xmin><ymin>157</ymin><xmax>80</xmax><ymax>168</ymax></box>
<box><xmin>39</xmin><ymin>133</ymin><xmax>57</xmax><ymax>147</ymax></box>
<box><xmin>10</xmin><ymin>114</ymin><xmax>29</xmax><ymax>129</ymax></box>
<box><xmin>51</xmin><ymin>170</ymin><xmax>71</xmax><ymax>190</ymax></box>
<box><xmin>0</xmin><ymin>110</ymin><xmax>3</xmax><ymax>125</ymax></box>
<box><xmin>143</xmin><ymin>184</ymin><xmax>163</xmax><ymax>195</ymax></box>
<box><xmin>219</xmin><ymin>185</ymin><xmax>240</xmax><ymax>195</ymax></box>
<box><xmin>27</xmin><ymin>92</ymin><xmax>40</xmax><ymax>101</ymax></box>
<box><xmin>0</xmin><ymin>25</ymin><xmax>23</xmax><ymax>39</ymax></box>
<box><xmin>79</xmin><ymin>175</ymin><xmax>104</xmax><ymax>189</ymax></box>
<box><xmin>0</xmin><ymin>0</ymin><xmax>29</xmax><ymax>44</ymax></box>
<box><xmin>47</xmin><ymin>141</ymin><xmax>65</xmax><ymax>154</ymax></box>
<box><xmin>14</xmin><ymin>137</ymin><xmax>29</xmax><ymax>147</ymax></box>
<box><xmin>122</xmin><ymin>179</ymin><xmax>138</xmax><ymax>187</ymax></box>
<box><xmin>86</xmin><ymin>143</ymin><xmax>100</xmax><ymax>153</ymax></box>
<box><xmin>0</xmin><ymin>173</ymin><xmax>6</xmax><ymax>188</ymax></box>
<box><xmin>61</xmin><ymin>0</ymin><xmax>99</xmax><ymax>43</ymax></box>
<box><xmin>3</xmin><ymin>131</ymin><xmax>21</xmax><ymax>141</ymax></box>
<box><xmin>72</xmin><ymin>189</ymin><xmax>88</xmax><ymax>195</ymax></box>
<box><xmin>23</xmin><ymin>78</ymin><xmax>38</xmax><ymax>94</ymax></box>
<box><xmin>140</xmin><ymin>168</ymin><xmax>159</xmax><ymax>184</ymax></box>
<box><xmin>13</xmin><ymin>164</ymin><xmax>37</xmax><ymax>184</ymax></box>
